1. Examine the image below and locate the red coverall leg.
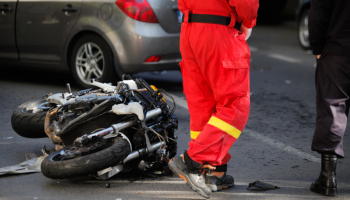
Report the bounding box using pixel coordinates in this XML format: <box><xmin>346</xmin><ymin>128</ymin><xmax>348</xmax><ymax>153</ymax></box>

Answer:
<box><xmin>180</xmin><ymin>19</ymin><xmax>251</xmax><ymax>167</ymax></box>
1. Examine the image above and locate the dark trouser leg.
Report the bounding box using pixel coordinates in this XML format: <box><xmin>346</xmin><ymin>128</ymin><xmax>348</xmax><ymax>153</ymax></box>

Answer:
<box><xmin>312</xmin><ymin>53</ymin><xmax>350</xmax><ymax>158</ymax></box>
<box><xmin>211</xmin><ymin>164</ymin><xmax>227</xmax><ymax>172</ymax></box>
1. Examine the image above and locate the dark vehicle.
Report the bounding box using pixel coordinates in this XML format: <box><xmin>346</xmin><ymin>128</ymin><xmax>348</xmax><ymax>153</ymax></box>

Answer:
<box><xmin>11</xmin><ymin>76</ymin><xmax>178</xmax><ymax>179</ymax></box>
<box><xmin>296</xmin><ymin>0</ymin><xmax>311</xmax><ymax>49</ymax></box>
<box><xmin>0</xmin><ymin>0</ymin><xmax>181</xmax><ymax>88</ymax></box>
<box><xmin>258</xmin><ymin>0</ymin><xmax>289</xmax><ymax>23</ymax></box>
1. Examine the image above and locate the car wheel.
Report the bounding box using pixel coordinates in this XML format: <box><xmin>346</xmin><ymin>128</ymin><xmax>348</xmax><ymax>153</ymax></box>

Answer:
<box><xmin>298</xmin><ymin>9</ymin><xmax>311</xmax><ymax>50</ymax></box>
<box><xmin>70</xmin><ymin>34</ymin><xmax>117</xmax><ymax>88</ymax></box>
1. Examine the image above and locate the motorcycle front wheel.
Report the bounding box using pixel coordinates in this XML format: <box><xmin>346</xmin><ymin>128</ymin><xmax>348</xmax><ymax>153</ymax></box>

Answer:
<box><xmin>41</xmin><ymin>137</ymin><xmax>131</xmax><ymax>179</ymax></box>
<box><xmin>11</xmin><ymin>97</ymin><xmax>51</xmax><ymax>138</ymax></box>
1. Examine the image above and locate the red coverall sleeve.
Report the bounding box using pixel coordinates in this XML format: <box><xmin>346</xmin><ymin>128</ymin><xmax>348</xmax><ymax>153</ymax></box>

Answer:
<box><xmin>229</xmin><ymin>0</ymin><xmax>259</xmax><ymax>28</ymax></box>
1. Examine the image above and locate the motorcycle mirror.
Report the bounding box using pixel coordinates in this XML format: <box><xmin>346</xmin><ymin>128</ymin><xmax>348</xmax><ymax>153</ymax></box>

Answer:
<box><xmin>66</xmin><ymin>83</ymin><xmax>72</xmax><ymax>94</ymax></box>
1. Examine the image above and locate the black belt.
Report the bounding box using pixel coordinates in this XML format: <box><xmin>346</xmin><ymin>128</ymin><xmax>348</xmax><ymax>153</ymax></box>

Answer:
<box><xmin>182</xmin><ymin>14</ymin><xmax>241</xmax><ymax>31</ymax></box>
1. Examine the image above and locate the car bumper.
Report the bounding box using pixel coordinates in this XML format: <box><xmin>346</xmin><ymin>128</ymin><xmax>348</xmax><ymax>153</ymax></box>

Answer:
<box><xmin>105</xmin><ymin>17</ymin><xmax>181</xmax><ymax>74</ymax></box>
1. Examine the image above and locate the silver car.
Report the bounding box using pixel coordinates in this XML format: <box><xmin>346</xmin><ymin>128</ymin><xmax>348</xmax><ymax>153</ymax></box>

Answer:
<box><xmin>0</xmin><ymin>0</ymin><xmax>181</xmax><ymax>87</ymax></box>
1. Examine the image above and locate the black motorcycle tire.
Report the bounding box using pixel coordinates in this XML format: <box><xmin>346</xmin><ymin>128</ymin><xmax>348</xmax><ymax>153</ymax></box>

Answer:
<box><xmin>41</xmin><ymin>137</ymin><xmax>131</xmax><ymax>179</ymax></box>
<box><xmin>11</xmin><ymin>97</ymin><xmax>49</xmax><ymax>138</ymax></box>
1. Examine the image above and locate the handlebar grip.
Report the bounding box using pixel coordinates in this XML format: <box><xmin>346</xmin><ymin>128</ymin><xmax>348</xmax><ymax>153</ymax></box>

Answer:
<box><xmin>138</xmin><ymin>78</ymin><xmax>157</xmax><ymax>97</ymax></box>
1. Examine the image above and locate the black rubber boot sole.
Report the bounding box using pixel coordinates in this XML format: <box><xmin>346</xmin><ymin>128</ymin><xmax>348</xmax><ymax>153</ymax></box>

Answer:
<box><xmin>168</xmin><ymin>160</ymin><xmax>211</xmax><ymax>198</ymax></box>
<box><xmin>310</xmin><ymin>184</ymin><xmax>337</xmax><ymax>196</ymax></box>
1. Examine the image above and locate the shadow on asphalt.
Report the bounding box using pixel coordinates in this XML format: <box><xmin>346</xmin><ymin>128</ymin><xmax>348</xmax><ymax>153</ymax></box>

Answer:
<box><xmin>2</xmin><ymin>66</ymin><xmax>75</xmax><ymax>87</ymax></box>
<box><xmin>1</xmin><ymin>66</ymin><xmax>183</xmax><ymax>90</ymax></box>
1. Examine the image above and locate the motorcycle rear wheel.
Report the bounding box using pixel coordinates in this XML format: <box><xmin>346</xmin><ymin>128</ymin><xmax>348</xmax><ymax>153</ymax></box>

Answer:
<box><xmin>41</xmin><ymin>137</ymin><xmax>131</xmax><ymax>179</ymax></box>
<box><xmin>11</xmin><ymin>97</ymin><xmax>50</xmax><ymax>138</ymax></box>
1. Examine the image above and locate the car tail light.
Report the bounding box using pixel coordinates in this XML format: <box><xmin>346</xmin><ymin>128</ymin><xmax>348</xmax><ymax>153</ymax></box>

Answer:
<box><xmin>144</xmin><ymin>55</ymin><xmax>163</xmax><ymax>62</ymax></box>
<box><xmin>116</xmin><ymin>0</ymin><xmax>158</xmax><ymax>23</ymax></box>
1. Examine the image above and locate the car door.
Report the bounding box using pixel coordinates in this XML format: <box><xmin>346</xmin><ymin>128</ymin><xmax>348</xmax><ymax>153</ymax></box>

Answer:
<box><xmin>0</xmin><ymin>0</ymin><xmax>18</xmax><ymax>60</ymax></box>
<box><xmin>16</xmin><ymin>0</ymin><xmax>82</xmax><ymax>63</ymax></box>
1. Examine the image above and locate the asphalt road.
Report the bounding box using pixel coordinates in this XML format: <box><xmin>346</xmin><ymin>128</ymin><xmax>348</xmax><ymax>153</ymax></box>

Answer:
<box><xmin>1</xmin><ymin>21</ymin><xmax>350</xmax><ymax>200</ymax></box>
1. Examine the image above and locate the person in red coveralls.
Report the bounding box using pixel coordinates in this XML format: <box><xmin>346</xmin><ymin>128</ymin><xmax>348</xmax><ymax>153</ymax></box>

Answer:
<box><xmin>168</xmin><ymin>0</ymin><xmax>259</xmax><ymax>198</ymax></box>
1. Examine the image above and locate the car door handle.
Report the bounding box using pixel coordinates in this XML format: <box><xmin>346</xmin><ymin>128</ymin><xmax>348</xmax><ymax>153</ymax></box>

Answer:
<box><xmin>0</xmin><ymin>5</ymin><xmax>12</xmax><ymax>12</ymax></box>
<box><xmin>62</xmin><ymin>5</ymin><xmax>77</xmax><ymax>12</ymax></box>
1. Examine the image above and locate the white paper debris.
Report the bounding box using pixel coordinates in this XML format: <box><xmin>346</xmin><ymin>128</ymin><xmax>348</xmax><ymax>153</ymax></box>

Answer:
<box><xmin>285</xmin><ymin>80</ymin><xmax>292</xmax><ymax>84</ymax></box>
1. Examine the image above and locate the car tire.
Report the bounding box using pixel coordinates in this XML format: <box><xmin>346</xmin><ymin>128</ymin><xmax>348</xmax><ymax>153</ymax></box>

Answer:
<box><xmin>298</xmin><ymin>9</ymin><xmax>311</xmax><ymax>50</ymax></box>
<box><xmin>70</xmin><ymin>34</ymin><xmax>118</xmax><ymax>88</ymax></box>
<box><xmin>11</xmin><ymin>97</ymin><xmax>50</xmax><ymax>138</ymax></box>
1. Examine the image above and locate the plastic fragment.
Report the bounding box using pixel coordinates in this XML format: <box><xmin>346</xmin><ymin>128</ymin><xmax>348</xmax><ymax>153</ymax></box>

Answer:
<box><xmin>0</xmin><ymin>154</ymin><xmax>48</xmax><ymax>176</ymax></box>
<box><xmin>247</xmin><ymin>180</ymin><xmax>280</xmax><ymax>190</ymax></box>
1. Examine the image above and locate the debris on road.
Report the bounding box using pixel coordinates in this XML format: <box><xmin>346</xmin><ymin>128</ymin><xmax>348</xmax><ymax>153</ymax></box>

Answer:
<box><xmin>0</xmin><ymin>154</ymin><xmax>48</xmax><ymax>176</ymax></box>
<box><xmin>3</xmin><ymin>137</ymin><xmax>13</xmax><ymax>139</ymax></box>
<box><xmin>285</xmin><ymin>80</ymin><xmax>292</xmax><ymax>84</ymax></box>
<box><xmin>247</xmin><ymin>181</ymin><xmax>280</xmax><ymax>190</ymax></box>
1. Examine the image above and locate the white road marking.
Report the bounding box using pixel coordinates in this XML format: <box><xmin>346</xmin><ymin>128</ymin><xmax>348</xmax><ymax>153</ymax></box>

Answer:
<box><xmin>244</xmin><ymin>129</ymin><xmax>320</xmax><ymax>162</ymax></box>
<box><xmin>219</xmin><ymin>192</ymin><xmax>320</xmax><ymax>198</ymax></box>
<box><xmin>87</xmin><ymin>180</ymin><xmax>185</xmax><ymax>184</ymax></box>
<box><xmin>121</xmin><ymin>191</ymin><xmax>207</xmax><ymax>199</ymax></box>
<box><xmin>18</xmin><ymin>0</ymin><xmax>82</xmax><ymax>1</ymax></box>
<box><xmin>268</xmin><ymin>54</ymin><xmax>302</xmax><ymax>63</ymax></box>
<box><xmin>165</xmin><ymin>93</ymin><xmax>320</xmax><ymax>163</ymax></box>
<box><xmin>97</xmin><ymin>190</ymin><xmax>321</xmax><ymax>199</ymax></box>
<box><xmin>249</xmin><ymin>46</ymin><xmax>258</xmax><ymax>52</ymax></box>
<box><xmin>87</xmin><ymin>179</ymin><xmax>247</xmax><ymax>185</ymax></box>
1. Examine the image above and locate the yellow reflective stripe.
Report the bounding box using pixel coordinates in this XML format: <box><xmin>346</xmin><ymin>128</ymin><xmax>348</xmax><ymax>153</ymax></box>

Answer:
<box><xmin>208</xmin><ymin>117</ymin><xmax>241</xmax><ymax>139</ymax></box>
<box><xmin>190</xmin><ymin>131</ymin><xmax>200</xmax><ymax>140</ymax></box>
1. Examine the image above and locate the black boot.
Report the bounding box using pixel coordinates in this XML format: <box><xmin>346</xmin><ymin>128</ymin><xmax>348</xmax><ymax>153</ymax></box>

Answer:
<box><xmin>205</xmin><ymin>172</ymin><xmax>234</xmax><ymax>192</ymax></box>
<box><xmin>310</xmin><ymin>154</ymin><xmax>337</xmax><ymax>196</ymax></box>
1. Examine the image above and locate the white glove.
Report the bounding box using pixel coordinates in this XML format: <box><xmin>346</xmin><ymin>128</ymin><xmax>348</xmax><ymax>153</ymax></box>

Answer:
<box><xmin>240</xmin><ymin>24</ymin><xmax>252</xmax><ymax>41</ymax></box>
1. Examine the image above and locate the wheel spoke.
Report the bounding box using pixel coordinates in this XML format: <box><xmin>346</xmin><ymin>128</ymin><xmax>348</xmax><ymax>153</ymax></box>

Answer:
<box><xmin>77</xmin><ymin>57</ymin><xmax>87</xmax><ymax>62</ymax></box>
<box><xmin>80</xmin><ymin>67</ymin><xmax>86</xmax><ymax>77</ymax></box>
<box><xmin>93</xmin><ymin>50</ymin><xmax>102</xmax><ymax>59</ymax></box>
<box><xmin>84</xmin><ymin>44</ymin><xmax>89</xmax><ymax>57</ymax></box>
<box><xmin>88</xmin><ymin>43</ymin><xmax>94</xmax><ymax>57</ymax></box>
<box><xmin>76</xmin><ymin>63</ymin><xmax>86</xmax><ymax>67</ymax></box>
<box><xmin>84</xmin><ymin>70</ymin><xmax>93</xmax><ymax>81</ymax></box>
<box><xmin>84</xmin><ymin>44</ymin><xmax>91</xmax><ymax>58</ymax></box>
<box><xmin>96</xmin><ymin>55</ymin><xmax>103</xmax><ymax>63</ymax></box>
<box><xmin>93</xmin><ymin>70</ymin><xmax>101</xmax><ymax>78</ymax></box>
<box><xmin>95</xmin><ymin>65</ymin><xmax>103</xmax><ymax>76</ymax></box>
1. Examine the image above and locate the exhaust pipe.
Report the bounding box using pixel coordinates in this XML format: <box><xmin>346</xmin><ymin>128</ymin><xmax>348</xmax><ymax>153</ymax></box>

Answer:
<box><xmin>123</xmin><ymin>141</ymin><xmax>165</xmax><ymax>163</ymax></box>
<box><xmin>97</xmin><ymin>141</ymin><xmax>165</xmax><ymax>179</ymax></box>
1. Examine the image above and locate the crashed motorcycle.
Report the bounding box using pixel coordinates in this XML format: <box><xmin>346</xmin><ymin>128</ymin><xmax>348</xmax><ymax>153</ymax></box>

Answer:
<box><xmin>11</xmin><ymin>75</ymin><xmax>178</xmax><ymax>179</ymax></box>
